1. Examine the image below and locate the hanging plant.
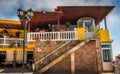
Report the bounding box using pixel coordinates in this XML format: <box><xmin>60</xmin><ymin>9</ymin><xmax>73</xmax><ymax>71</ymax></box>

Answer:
<box><xmin>2</xmin><ymin>29</ymin><xmax>9</xmax><ymax>36</ymax></box>
<box><xmin>0</xmin><ymin>31</ymin><xmax>4</xmax><ymax>37</ymax></box>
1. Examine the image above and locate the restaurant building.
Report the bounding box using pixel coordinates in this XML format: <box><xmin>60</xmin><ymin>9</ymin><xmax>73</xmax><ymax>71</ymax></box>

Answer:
<box><xmin>0</xmin><ymin>6</ymin><xmax>114</xmax><ymax>74</ymax></box>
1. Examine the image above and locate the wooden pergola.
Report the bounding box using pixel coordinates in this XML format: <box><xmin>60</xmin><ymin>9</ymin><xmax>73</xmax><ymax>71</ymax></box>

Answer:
<box><xmin>0</xmin><ymin>6</ymin><xmax>115</xmax><ymax>31</ymax></box>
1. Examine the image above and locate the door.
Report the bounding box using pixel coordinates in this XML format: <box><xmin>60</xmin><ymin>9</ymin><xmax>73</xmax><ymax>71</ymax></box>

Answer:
<box><xmin>0</xmin><ymin>51</ymin><xmax>6</xmax><ymax>67</ymax></box>
<box><xmin>27</xmin><ymin>51</ymin><xmax>33</xmax><ymax>63</ymax></box>
<box><xmin>83</xmin><ymin>21</ymin><xmax>94</xmax><ymax>38</ymax></box>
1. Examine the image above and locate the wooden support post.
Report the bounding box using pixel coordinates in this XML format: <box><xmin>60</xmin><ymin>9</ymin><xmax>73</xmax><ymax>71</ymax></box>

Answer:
<box><xmin>28</xmin><ymin>23</ymin><xmax>30</xmax><ymax>32</ymax></box>
<box><xmin>71</xmin><ymin>53</ymin><xmax>75</xmax><ymax>74</ymax></box>
<box><xmin>95</xmin><ymin>39</ymin><xmax>102</xmax><ymax>74</ymax></box>
<box><xmin>57</xmin><ymin>19</ymin><xmax>60</xmax><ymax>30</ymax></box>
<box><xmin>104</xmin><ymin>17</ymin><xmax>107</xmax><ymax>30</ymax></box>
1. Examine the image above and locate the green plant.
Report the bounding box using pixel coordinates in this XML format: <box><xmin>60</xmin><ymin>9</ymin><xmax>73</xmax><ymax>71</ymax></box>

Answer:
<box><xmin>2</xmin><ymin>29</ymin><xmax>9</xmax><ymax>36</ymax></box>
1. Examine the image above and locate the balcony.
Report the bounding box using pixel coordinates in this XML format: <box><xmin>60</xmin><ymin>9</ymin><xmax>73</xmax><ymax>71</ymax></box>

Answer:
<box><xmin>27</xmin><ymin>31</ymin><xmax>77</xmax><ymax>42</ymax></box>
<box><xmin>0</xmin><ymin>27</ymin><xmax>97</xmax><ymax>47</ymax></box>
<box><xmin>27</xmin><ymin>28</ymin><xmax>94</xmax><ymax>42</ymax></box>
<box><xmin>0</xmin><ymin>36</ymin><xmax>23</xmax><ymax>47</ymax></box>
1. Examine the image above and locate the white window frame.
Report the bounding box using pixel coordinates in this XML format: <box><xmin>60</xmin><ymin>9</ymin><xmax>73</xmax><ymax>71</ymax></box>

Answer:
<box><xmin>101</xmin><ymin>43</ymin><xmax>112</xmax><ymax>62</ymax></box>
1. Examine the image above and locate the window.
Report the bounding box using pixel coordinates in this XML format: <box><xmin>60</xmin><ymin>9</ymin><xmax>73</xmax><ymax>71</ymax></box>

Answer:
<box><xmin>101</xmin><ymin>43</ymin><xmax>112</xmax><ymax>62</ymax></box>
<box><xmin>84</xmin><ymin>21</ymin><xmax>94</xmax><ymax>32</ymax></box>
<box><xmin>101</xmin><ymin>44</ymin><xmax>111</xmax><ymax>48</ymax></box>
<box><xmin>103</xmin><ymin>50</ymin><xmax>111</xmax><ymax>62</ymax></box>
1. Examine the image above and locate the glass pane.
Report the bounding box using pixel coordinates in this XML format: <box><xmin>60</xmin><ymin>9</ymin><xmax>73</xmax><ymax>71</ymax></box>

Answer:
<box><xmin>103</xmin><ymin>50</ymin><xmax>111</xmax><ymax>62</ymax></box>
<box><xmin>85</xmin><ymin>22</ymin><xmax>93</xmax><ymax>32</ymax></box>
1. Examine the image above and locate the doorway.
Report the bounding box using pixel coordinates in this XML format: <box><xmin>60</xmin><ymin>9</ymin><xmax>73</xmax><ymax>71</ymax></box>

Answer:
<box><xmin>0</xmin><ymin>51</ymin><xmax>6</xmax><ymax>67</ymax></box>
<box><xmin>27</xmin><ymin>51</ymin><xmax>33</xmax><ymax>63</ymax></box>
<box><xmin>77</xmin><ymin>17</ymin><xmax>95</xmax><ymax>39</ymax></box>
<box><xmin>83</xmin><ymin>20</ymin><xmax>94</xmax><ymax>38</ymax></box>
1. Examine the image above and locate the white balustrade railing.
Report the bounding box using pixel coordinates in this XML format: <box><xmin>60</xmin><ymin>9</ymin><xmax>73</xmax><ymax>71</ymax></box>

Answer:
<box><xmin>0</xmin><ymin>36</ymin><xmax>23</xmax><ymax>46</ymax></box>
<box><xmin>27</xmin><ymin>31</ymin><xmax>77</xmax><ymax>42</ymax></box>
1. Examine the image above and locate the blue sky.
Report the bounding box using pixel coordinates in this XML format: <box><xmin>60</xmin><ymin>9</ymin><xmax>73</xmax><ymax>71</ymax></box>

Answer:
<box><xmin>0</xmin><ymin>0</ymin><xmax>120</xmax><ymax>58</ymax></box>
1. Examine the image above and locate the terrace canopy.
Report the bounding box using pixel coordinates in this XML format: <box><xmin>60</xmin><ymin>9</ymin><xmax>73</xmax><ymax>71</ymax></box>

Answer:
<box><xmin>0</xmin><ymin>6</ymin><xmax>115</xmax><ymax>31</ymax></box>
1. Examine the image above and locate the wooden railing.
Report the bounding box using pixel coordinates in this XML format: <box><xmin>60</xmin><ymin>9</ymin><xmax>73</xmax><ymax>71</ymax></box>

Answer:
<box><xmin>27</xmin><ymin>31</ymin><xmax>77</xmax><ymax>42</ymax></box>
<box><xmin>0</xmin><ymin>36</ymin><xmax>23</xmax><ymax>46</ymax></box>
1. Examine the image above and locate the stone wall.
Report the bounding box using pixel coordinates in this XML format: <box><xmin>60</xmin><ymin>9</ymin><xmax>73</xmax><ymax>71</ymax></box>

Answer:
<box><xmin>75</xmin><ymin>40</ymin><xmax>97</xmax><ymax>73</ymax></box>
<box><xmin>34</xmin><ymin>41</ymin><xmax>65</xmax><ymax>63</ymax></box>
<box><xmin>46</xmin><ymin>56</ymin><xmax>71</xmax><ymax>73</ymax></box>
<box><xmin>45</xmin><ymin>40</ymin><xmax>100</xmax><ymax>73</ymax></box>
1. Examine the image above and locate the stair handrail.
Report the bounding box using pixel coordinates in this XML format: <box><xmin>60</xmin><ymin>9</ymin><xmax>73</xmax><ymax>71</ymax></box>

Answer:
<box><xmin>35</xmin><ymin>31</ymin><xmax>84</xmax><ymax>65</ymax></box>
<box><xmin>35</xmin><ymin>40</ymin><xmax>72</xmax><ymax>64</ymax></box>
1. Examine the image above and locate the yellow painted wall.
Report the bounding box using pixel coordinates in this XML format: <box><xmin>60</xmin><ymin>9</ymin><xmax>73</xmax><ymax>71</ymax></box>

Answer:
<box><xmin>100</xmin><ymin>30</ymin><xmax>111</xmax><ymax>42</ymax></box>
<box><xmin>6</xmin><ymin>50</ymin><xmax>13</xmax><ymax>61</ymax></box>
<box><xmin>0</xmin><ymin>20</ymin><xmax>21</xmax><ymax>25</ymax></box>
<box><xmin>76</xmin><ymin>28</ymin><xmax>85</xmax><ymax>40</ymax></box>
<box><xmin>27</xmin><ymin>44</ymin><xmax>35</xmax><ymax>49</ymax></box>
<box><xmin>0</xmin><ymin>48</ymin><xmax>34</xmax><ymax>51</ymax></box>
<box><xmin>0</xmin><ymin>48</ymin><xmax>33</xmax><ymax>62</ymax></box>
<box><xmin>0</xmin><ymin>28</ymin><xmax>24</xmax><ymax>38</ymax></box>
<box><xmin>94</xmin><ymin>27</ymin><xmax>111</xmax><ymax>42</ymax></box>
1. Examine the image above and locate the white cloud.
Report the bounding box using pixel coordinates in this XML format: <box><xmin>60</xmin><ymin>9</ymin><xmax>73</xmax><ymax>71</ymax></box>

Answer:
<box><xmin>107</xmin><ymin>13</ymin><xmax>120</xmax><ymax>26</ymax></box>
<box><xmin>19</xmin><ymin>0</ymin><xmax>113</xmax><ymax>11</ymax></box>
<box><xmin>0</xmin><ymin>0</ymin><xmax>114</xmax><ymax>20</ymax></box>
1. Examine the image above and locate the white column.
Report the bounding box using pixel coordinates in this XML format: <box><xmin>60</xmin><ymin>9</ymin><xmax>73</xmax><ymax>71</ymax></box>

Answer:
<box><xmin>4</xmin><ymin>36</ymin><xmax>6</xmax><ymax>45</ymax></box>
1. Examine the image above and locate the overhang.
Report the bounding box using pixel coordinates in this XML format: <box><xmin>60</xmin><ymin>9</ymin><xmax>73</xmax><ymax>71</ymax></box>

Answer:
<box><xmin>0</xmin><ymin>6</ymin><xmax>115</xmax><ymax>30</ymax></box>
<box><xmin>55</xmin><ymin>6</ymin><xmax>115</xmax><ymax>24</ymax></box>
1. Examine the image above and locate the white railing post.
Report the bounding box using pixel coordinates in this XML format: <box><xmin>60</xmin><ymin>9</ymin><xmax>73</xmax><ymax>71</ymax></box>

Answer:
<box><xmin>74</xmin><ymin>28</ymin><xmax>77</xmax><ymax>40</ymax></box>
<box><xmin>27</xmin><ymin>33</ymin><xmax>30</xmax><ymax>42</ymax></box>
<box><xmin>4</xmin><ymin>36</ymin><xmax>6</xmax><ymax>45</ymax></box>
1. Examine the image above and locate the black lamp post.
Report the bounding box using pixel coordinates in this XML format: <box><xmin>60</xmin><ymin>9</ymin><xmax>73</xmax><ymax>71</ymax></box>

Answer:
<box><xmin>17</xmin><ymin>8</ymin><xmax>34</xmax><ymax>73</ymax></box>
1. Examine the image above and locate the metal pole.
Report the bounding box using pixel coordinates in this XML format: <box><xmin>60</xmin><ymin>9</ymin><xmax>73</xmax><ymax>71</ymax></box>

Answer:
<box><xmin>22</xmin><ymin>17</ymin><xmax>27</xmax><ymax>74</ymax></box>
<box><xmin>104</xmin><ymin>17</ymin><xmax>107</xmax><ymax>30</ymax></box>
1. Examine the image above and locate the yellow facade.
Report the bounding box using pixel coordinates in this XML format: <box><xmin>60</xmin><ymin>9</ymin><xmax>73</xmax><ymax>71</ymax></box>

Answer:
<box><xmin>27</xmin><ymin>44</ymin><xmax>35</xmax><ymax>49</ymax></box>
<box><xmin>0</xmin><ymin>48</ymin><xmax>33</xmax><ymax>51</ymax></box>
<box><xmin>0</xmin><ymin>28</ymin><xmax>24</xmax><ymax>38</ymax></box>
<box><xmin>0</xmin><ymin>47</ymin><xmax>33</xmax><ymax>62</ymax></box>
<box><xmin>94</xmin><ymin>27</ymin><xmax>111</xmax><ymax>42</ymax></box>
<box><xmin>0</xmin><ymin>20</ymin><xmax>21</xmax><ymax>25</ymax></box>
<box><xmin>99</xmin><ymin>30</ymin><xmax>111</xmax><ymax>42</ymax></box>
<box><xmin>76</xmin><ymin>28</ymin><xmax>85</xmax><ymax>40</ymax></box>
